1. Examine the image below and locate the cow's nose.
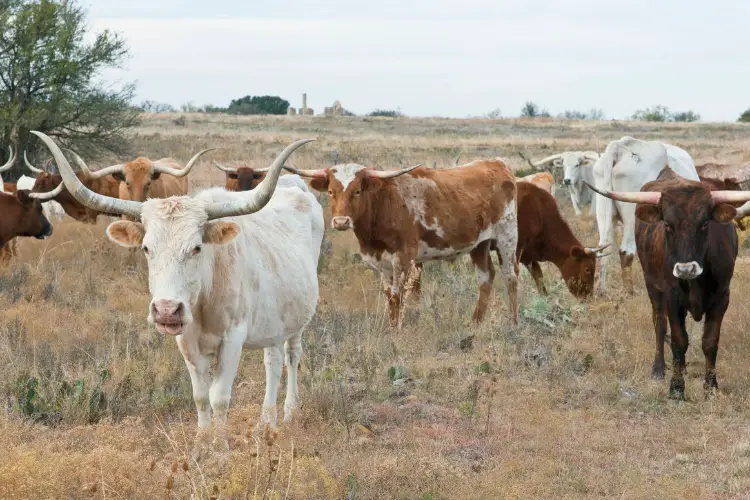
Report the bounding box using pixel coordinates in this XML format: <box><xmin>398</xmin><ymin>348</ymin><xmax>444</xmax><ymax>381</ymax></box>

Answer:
<box><xmin>331</xmin><ymin>216</ymin><xmax>351</xmax><ymax>230</ymax></box>
<box><xmin>673</xmin><ymin>262</ymin><xmax>703</xmax><ymax>280</ymax></box>
<box><xmin>563</xmin><ymin>178</ymin><xmax>572</xmax><ymax>186</ymax></box>
<box><xmin>152</xmin><ymin>299</ymin><xmax>184</xmax><ymax>322</ymax></box>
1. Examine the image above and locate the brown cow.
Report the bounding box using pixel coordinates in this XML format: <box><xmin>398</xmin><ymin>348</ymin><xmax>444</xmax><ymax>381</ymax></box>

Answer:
<box><xmin>517</xmin><ymin>171</ymin><xmax>555</xmax><ymax>195</ymax></box>
<box><xmin>69</xmin><ymin>150</ymin><xmax>214</xmax><ymax>219</ymax></box>
<box><xmin>589</xmin><ymin>168</ymin><xmax>750</xmax><ymax>399</ymax></box>
<box><xmin>511</xmin><ymin>181</ymin><xmax>607</xmax><ymax>297</ymax></box>
<box><xmin>3</xmin><ymin>182</ymin><xmax>16</xmax><ymax>194</ymax></box>
<box><xmin>0</xmin><ymin>187</ymin><xmax>62</xmax><ymax>247</ymax></box>
<box><xmin>214</xmin><ymin>161</ymin><xmax>270</xmax><ymax>191</ymax></box>
<box><xmin>287</xmin><ymin>160</ymin><xmax>520</xmax><ymax>326</ymax></box>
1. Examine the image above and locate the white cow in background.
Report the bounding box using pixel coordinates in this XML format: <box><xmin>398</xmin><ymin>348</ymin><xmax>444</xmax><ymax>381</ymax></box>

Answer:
<box><xmin>589</xmin><ymin>136</ymin><xmax>698</xmax><ymax>294</ymax></box>
<box><xmin>36</xmin><ymin>131</ymin><xmax>324</xmax><ymax>461</ymax></box>
<box><xmin>523</xmin><ymin>151</ymin><xmax>600</xmax><ymax>217</ymax></box>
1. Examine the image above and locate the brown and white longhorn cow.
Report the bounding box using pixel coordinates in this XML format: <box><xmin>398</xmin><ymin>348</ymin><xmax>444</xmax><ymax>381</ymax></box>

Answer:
<box><xmin>287</xmin><ymin>160</ymin><xmax>520</xmax><ymax>326</ymax></box>
<box><xmin>214</xmin><ymin>161</ymin><xmax>270</xmax><ymax>191</ymax></box>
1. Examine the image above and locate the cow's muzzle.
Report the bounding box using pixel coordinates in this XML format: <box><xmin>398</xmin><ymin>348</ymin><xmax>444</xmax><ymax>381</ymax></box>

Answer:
<box><xmin>35</xmin><ymin>219</ymin><xmax>53</xmax><ymax>239</ymax></box>
<box><xmin>673</xmin><ymin>262</ymin><xmax>703</xmax><ymax>280</ymax></box>
<box><xmin>563</xmin><ymin>178</ymin><xmax>572</xmax><ymax>186</ymax></box>
<box><xmin>331</xmin><ymin>216</ymin><xmax>352</xmax><ymax>231</ymax></box>
<box><xmin>151</xmin><ymin>298</ymin><xmax>186</xmax><ymax>335</ymax></box>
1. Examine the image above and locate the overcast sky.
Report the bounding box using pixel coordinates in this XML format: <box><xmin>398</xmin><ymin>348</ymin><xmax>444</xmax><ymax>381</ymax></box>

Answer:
<box><xmin>86</xmin><ymin>0</ymin><xmax>750</xmax><ymax>121</ymax></box>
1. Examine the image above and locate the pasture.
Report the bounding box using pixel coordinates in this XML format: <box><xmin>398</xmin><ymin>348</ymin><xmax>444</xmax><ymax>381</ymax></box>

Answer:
<box><xmin>2</xmin><ymin>114</ymin><xmax>750</xmax><ymax>499</ymax></box>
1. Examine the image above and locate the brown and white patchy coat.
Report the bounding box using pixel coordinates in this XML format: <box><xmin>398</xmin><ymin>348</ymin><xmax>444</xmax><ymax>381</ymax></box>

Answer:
<box><xmin>289</xmin><ymin>159</ymin><xmax>520</xmax><ymax>325</ymax></box>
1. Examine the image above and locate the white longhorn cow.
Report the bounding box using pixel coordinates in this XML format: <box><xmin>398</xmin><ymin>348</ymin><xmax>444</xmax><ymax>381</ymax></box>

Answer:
<box><xmin>523</xmin><ymin>151</ymin><xmax>600</xmax><ymax>217</ymax></box>
<box><xmin>35</xmin><ymin>131</ymin><xmax>324</xmax><ymax>460</ymax></box>
<box><xmin>589</xmin><ymin>136</ymin><xmax>698</xmax><ymax>294</ymax></box>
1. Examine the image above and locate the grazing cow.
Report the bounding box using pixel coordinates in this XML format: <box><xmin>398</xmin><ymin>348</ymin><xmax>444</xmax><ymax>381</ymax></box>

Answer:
<box><xmin>286</xmin><ymin>159</ymin><xmax>520</xmax><ymax>326</ymax></box>
<box><xmin>0</xmin><ymin>184</ymin><xmax>62</xmax><ymax>247</ymax></box>
<box><xmin>35</xmin><ymin>131</ymin><xmax>323</xmax><ymax>460</ymax></box>
<box><xmin>517</xmin><ymin>171</ymin><xmax>555</xmax><ymax>195</ymax></box>
<box><xmin>591</xmin><ymin>136</ymin><xmax>699</xmax><ymax>294</ymax></box>
<box><xmin>522</xmin><ymin>151</ymin><xmax>599</xmax><ymax>217</ymax></box>
<box><xmin>214</xmin><ymin>161</ymin><xmax>308</xmax><ymax>192</ymax></box>
<box><xmin>588</xmin><ymin>167</ymin><xmax>750</xmax><ymax>399</ymax></box>
<box><xmin>511</xmin><ymin>181</ymin><xmax>608</xmax><ymax>297</ymax></box>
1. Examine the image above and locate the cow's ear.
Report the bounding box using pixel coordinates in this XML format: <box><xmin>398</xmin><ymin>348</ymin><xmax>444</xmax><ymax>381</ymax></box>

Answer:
<box><xmin>15</xmin><ymin>190</ymin><xmax>34</xmax><ymax>208</ymax></box>
<box><xmin>570</xmin><ymin>246</ymin><xmax>586</xmax><ymax>260</ymax></box>
<box><xmin>106</xmin><ymin>221</ymin><xmax>145</xmax><ymax>247</ymax></box>
<box><xmin>151</xmin><ymin>172</ymin><xmax>161</xmax><ymax>181</ymax></box>
<box><xmin>309</xmin><ymin>177</ymin><xmax>329</xmax><ymax>192</ymax></box>
<box><xmin>203</xmin><ymin>221</ymin><xmax>240</xmax><ymax>245</ymax></box>
<box><xmin>713</xmin><ymin>203</ymin><xmax>737</xmax><ymax>223</ymax></box>
<box><xmin>112</xmin><ymin>172</ymin><xmax>125</xmax><ymax>182</ymax></box>
<box><xmin>227</xmin><ymin>172</ymin><xmax>238</xmax><ymax>180</ymax></box>
<box><xmin>635</xmin><ymin>205</ymin><xmax>662</xmax><ymax>223</ymax></box>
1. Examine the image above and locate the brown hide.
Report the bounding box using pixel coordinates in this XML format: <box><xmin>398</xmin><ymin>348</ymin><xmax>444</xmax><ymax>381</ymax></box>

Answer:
<box><xmin>518</xmin><ymin>172</ymin><xmax>555</xmax><ymax>194</ymax></box>
<box><xmin>224</xmin><ymin>167</ymin><xmax>266</xmax><ymax>192</ymax></box>
<box><xmin>115</xmin><ymin>157</ymin><xmax>191</xmax><ymax>202</ymax></box>
<box><xmin>0</xmin><ymin>191</ymin><xmax>52</xmax><ymax>246</ymax></box>
<box><xmin>3</xmin><ymin>182</ymin><xmax>17</xmax><ymax>194</ymax></box>
<box><xmin>32</xmin><ymin>172</ymin><xmax>121</xmax><ymax>223</ymax></box>
<box><xmin>515</xmin><ymin>181</ymin><xmax>597</xmax><ymax>297</ymax></box>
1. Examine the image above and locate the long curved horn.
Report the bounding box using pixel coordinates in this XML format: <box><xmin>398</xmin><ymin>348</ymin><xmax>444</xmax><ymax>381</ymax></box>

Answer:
<box><xmin>204</xmin><ymin>139</ymin><xmax>315</xmax><ymax>220</ymax></box>
<box><xmin>526</xmin><ymin>153</ymin><xmax>562</xmax><ymax>169</ymax></box>
<box><xmin>282</xmin><ymin>165</ymin><xmax>328</xmax><ymax>178</ymax></box>
<box><xmin>154</xmin><ymin>148</ymin><xmax>216</xmax><ymax>177</ymax></box>
<box><xmin>365</xmin><ymin>164</ymin><xmax>422</xmax><ymax>179</ymax></box>
<box><xmin>254</xmin><ymin>166</ymin><xmax>271</xmax><ymax>174</ymax></box>
<box><xmin>70</xmin><ymin>152</ymin><xmax>125</xmax><ymax>180</ymax></box>
<box><xmin>0</xmin><ymin>145</ymin><xmax>16</xmax><ymax>173</ymax></box>
<box><xmin>28</xmin><ymin>180</ymin><xmax>65</xmax><ymax>200</ymax></box>
<box><xmin>31</xmin><ymin>131</ymin><xmax>142</xmax><ymax>219</ymax></box>
<box><xmin>585</xmin><ymin>243</ymin><xmax>610</xmax><ymax>255</ymax></box>
<box><xmin>711</xmin><ymin>191</ymin><xmax>750</xmax><ymax>205</ymax></box>
<box><xmin>24</xmin><ymin>150</ymin><xmax>45</xmax><ymax>174</ymax></box>
<box><xmin>213</xmin><ymin>161</ymin><xmax>238</xmax><ymax>174</ymax></box>
<box><xmin>583</xmin><ymin>181</ymin><xmax>661</xmax><ymax>205</ymax></box>
<box><xmin>582</xmin><ymin>152</ymin><xmax>600</xmax><ymax>161</ymax></box>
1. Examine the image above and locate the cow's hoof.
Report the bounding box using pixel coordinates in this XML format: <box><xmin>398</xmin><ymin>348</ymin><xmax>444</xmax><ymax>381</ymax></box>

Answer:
<box><xmin>651</xmin><ymin>363</ymin><xmax>665</xmax><ymax>380</ymax></box>
<box><xmin>703</xmin><ymin>376</ymin><xmax>718</xmax><ymax>398</ymax></box>
<box><xmin>668</xmin><ymin>379</ymin><xmax>685</xmax><ymax>400</ymax></box>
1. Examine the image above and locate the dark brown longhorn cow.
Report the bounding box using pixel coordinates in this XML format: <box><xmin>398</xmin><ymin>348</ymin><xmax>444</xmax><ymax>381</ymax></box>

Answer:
<box><xmin>586</xmin><ymin>168</ymin><xmax>750</xmax><ymax>399</ymax></box>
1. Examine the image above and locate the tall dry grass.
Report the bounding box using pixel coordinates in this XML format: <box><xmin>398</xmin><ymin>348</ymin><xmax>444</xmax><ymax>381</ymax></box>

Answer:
<box><xmin>1</xmin><ymin>115</ymin><xmax>750</xmax><ymax>498</ymax></box>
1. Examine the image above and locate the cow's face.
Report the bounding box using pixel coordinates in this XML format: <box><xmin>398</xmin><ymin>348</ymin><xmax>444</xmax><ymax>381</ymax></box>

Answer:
<box><xmin>561</xmin><ymin>153</ymin><xmax>593</xmax><ymax>187</ymax></box>
<box><xmin>15</xmin><ymin>190</ymin><xmax>53</xmax><ymax>239</ymax></box>
<box><xmin>115</xmin><ymin>158</ymin><xmax>160</xmax><ymax>202</ymax></box>
<box><xmin>32</xmin><ymin>172</ymin><xmax>96</xmax><ymax>223</ymax></box>
<box><xmin>561</xmin><ymin>246</ymin><xmax>597</xmax><ymax>297</ymax></box>
<box><xmin>105</xmin><ymin>199</ymin><xmax>240</xmax><ymax>336</ymax></box>
<box><xmin>309</xmin><ymin>164</ymin><xmax>370</xmax><ymax>231</ymax></box>
<box><xmin>226</xmin><ymin>167</ymin><xmax>265</xmax><ymax>192</ymax></box>
<box><xmin>636</xmin><ymin>186</ymin><xmax>736</xmax><ymax>280</ymax></box>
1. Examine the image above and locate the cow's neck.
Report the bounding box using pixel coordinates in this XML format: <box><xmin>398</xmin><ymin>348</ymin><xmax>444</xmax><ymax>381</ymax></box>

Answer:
<box><xmin>545</xmin><ymin>224</ymin><xmax>584</xmax><ymax>272</ymax></box>
<box><xmin>352</xmin><ymin>184</ymin><xmax>403</xmax><ymax>253</ymax></box>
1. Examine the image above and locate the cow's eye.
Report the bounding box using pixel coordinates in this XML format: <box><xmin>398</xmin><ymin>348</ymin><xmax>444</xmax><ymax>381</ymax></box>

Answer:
<box><xmin>354</xmin><ymin>189</ymin><xmax>361</xmax><ymax>196</ymax></box>
<box><xmin>142</xmin><ymin>246</ymin><xmax>149</xmax><ymax>255</ymax></box>
<box><xmin>328</xmin><ymin>190</ymin><xmax>333</xmax><ymax>196</ymax></box>
<box><xmin>126</xmin><ymin>181</ymin><xmax>131</xmax><ymax>187</ymax></box>
<box><xmin>664</xmin><ymin>223</ymin><xmax>673</xmax><ymax>232</ymax></box>
<box><xmin>192</xmin><ymin>246</ymin><xmax>201</xmax><ymax>256</ymax></box>
<box><xmin>701</xmin><ymin>221</ymin><xmax>709</xmax><ymax>231</ymax></box>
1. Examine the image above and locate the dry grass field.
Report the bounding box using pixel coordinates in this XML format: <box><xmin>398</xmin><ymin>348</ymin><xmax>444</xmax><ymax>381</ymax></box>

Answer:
<box><xmin>2</xmin><ymin>114</ymin><xmax>750</xmax><ymax>499</ymax></box>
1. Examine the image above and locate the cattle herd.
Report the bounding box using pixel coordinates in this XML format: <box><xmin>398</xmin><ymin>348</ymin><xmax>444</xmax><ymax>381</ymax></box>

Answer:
<box><xmin>1</xmin><ymin>130</ymin><xmax>749</xmax><ymax>460</ymax></box>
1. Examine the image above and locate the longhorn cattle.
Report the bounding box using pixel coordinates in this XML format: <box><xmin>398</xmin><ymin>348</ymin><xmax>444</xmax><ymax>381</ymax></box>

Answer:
<box><xmin>0</xmin><ymin>145</ymin><xmax>17</xmax><ymax>186</ymax></box>
<box><xmin>214</xmin><ymin>161</ymin><xmax>308</xmax><ymax>192</ymax></box>
<box><xmin>522</xmin><ymin>151</ymin><xmax>599</xmax><ymax>216</ymax></box>
<box><xmin>588</xmin><ymin>167</ymin><xmax>750</xmax><ymax>399</ymax></box>
<box><xmin>286</xmin><ymin>159</ymin><xmax>520</xmax><ymax>326</ymax></box>
<box><xmin>70</xmin><ymin>149</ymin><xmax>214</xmax><ymax>221</ymax></box>
<box><xmin>17</xmin><ymin>172</ymin><xmax>66</xmax><ymax>222</ymax></box>
<box><xmin>28</xmin><ymin>151</ymin><xmax>121</xmax><ymax>223</ymax></box>
<box><xmin>3</xmin><ymin>182</ymin><xmax>16</xmax><ymax>193</ymax></box>
<box><xmin>0</xmin><ymin>180</ymin><xmax>62</xmax><ymax>256</ymax></box>
<box><xmin>35</xmin><ymin>131</ymin><xmax>323</xmax><ymax>460</ymax></box>
<box><xmin>517</xmin><ymin>171</ymin><xmax>555</xmax><ymax>195</ymax></box>
<box><xmin>590</xmin><ymin>136</ymin><xmax>699</xmax><ymax>294</ymax></box>
<box><xmin>511</xmin><ymin>181</ymin><xmax>608</xmax><ymax>297</ymax></box>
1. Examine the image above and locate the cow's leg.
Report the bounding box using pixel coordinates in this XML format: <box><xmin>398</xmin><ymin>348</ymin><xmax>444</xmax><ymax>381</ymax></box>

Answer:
<box><xmin>178</xmin><ymin>340</ymin><xmax>212</xmax><ymax>461</ymax></box>
<box><xmin>595</xmin><ymin>195</ymin><xmax>618</xmax><ymax>295</ymax></box>
<box><xmin>495</xmin><ymin>221</ymin><xmax>520</xmax><ymax>325</ymax></box>
<box><xmin>469</xmin><ymin>240</ymin><xmax>495</xmax><ymax>323</ymax></box>
<box><xmin>651</xmin><ymin>303</ymin><xmax>668</xmax><ymax>379</ymax></box>
<box><xmin>257</xmin><ymin>344</ymin><xmax>284</xmax><ymax>430</ymax></box>
<box><xmin>411</xmin><ymin>262</ymin><xmax>423</xmax><ymax>301</ymax></box>
<box><xmin>667</xmin><ymin>306</ymin><xmax>689</xmax><ymax>400</ymax></box>
<box><xmin>207</xmin><ymin>332</ymin><xmax>244</xmax><ymax>453</ymax></box>
<box><xmin>617</xmin><ymin>203</ymin><xmax>637</xmax><ymax>295</ymax></box>
<box><xmin>283</xmin><ymin>332</ymin><xmax>303</xmax><ymax>423</ymax></box>
<box><xmin>702</xmin><ymin>294</ymin><xmax>729</xmax><ymax>395</ymax></box>
<box><xmin>527</xmin><ymin>261</ymin><xmax>547</xmax><ymax>295</ymax></box>
<box><xmin>378</xmin><ymin>263</ymin><xmax>399</xmax><ymax>327</ymax></box>
<box><xmin>388</xmin><ymin>253</ymin><xmax>411</xmax><ymax>327</ymax></box>
<box><xmin>569</xmin><ymin>188</ymin><xmax>583</xmax><ymax>217</ymax></box>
